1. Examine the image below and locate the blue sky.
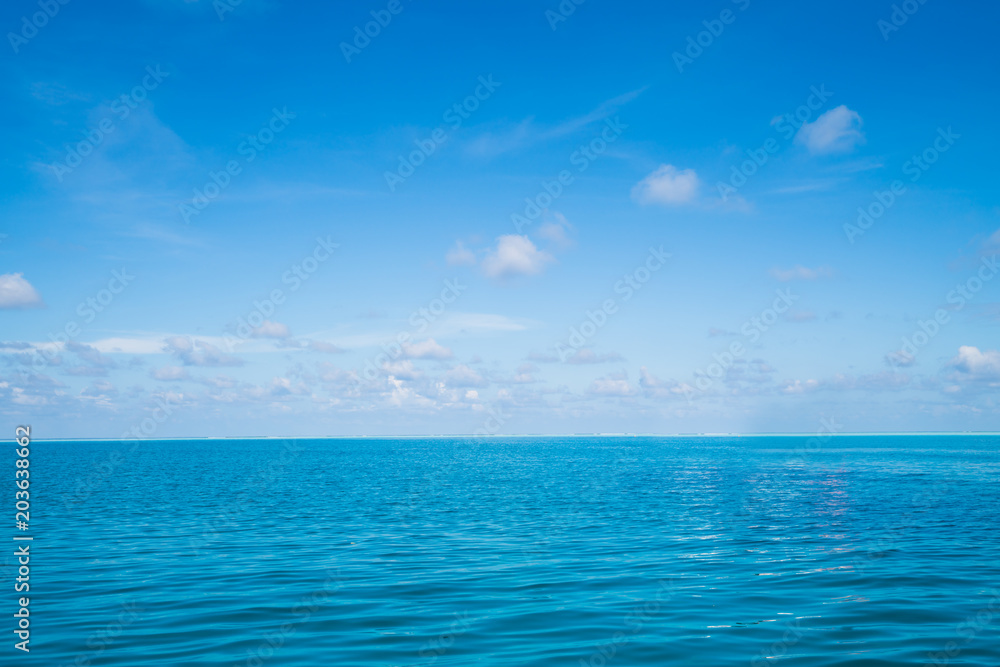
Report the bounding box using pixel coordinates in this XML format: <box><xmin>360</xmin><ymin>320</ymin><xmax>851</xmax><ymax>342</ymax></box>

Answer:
<box><xmin>1</xmin><ymin>0</ymin><xmax>999</xmax><ymax>437</ymax></box>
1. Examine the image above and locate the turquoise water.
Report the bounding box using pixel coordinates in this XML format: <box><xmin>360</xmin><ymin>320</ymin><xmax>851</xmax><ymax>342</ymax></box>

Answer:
<box><xmin>12</xmin><ymin>435</ymin><xmax>1000</xmax><ymax>666</ymax></box>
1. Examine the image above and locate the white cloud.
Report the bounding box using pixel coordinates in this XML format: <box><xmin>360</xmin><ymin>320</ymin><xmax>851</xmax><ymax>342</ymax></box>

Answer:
<box><xmin>631</xmin><ymin>165</ymin><xmax>699</xmax><ymax>205</ymax></box>
<box><xmin>446</xmin><ymin>241</ymin><xmax>477</xmax><ymax>266</ymax></box>
<box><xmin>565</xmin><ymin>348</ymin><xmax>624</xmax><ymax>365</ymax></box>
<box><xmin>781</xmin><ymin>379</ymin><xmax>820</xmax><ymax>394</ymax></box>
<box><xmin>512</xmin><ymin>362</ymin><xmax>538</xmax><ymax>384</ymax></box>
<box><xmin>252</xmin><ymin>320</ymin><xmax>290</xmax><ymax>339</ymax></box>
<box><xmin>587</xmin><ymin>371</ymin><xmax>636</xmax><ymax>396</ymax></box>
<box><xmin>382</xmin><ymin>360</ymin><xmax>423</xmax><ymax>381</ymax></box>
<box><xmin>950</xmin><ymin>346</ymin><xmax>1000</xmax><ymax>380</ymax></box>
<box><xmin>638</xmin><ymin>366</ymin><xmax>686</xmax><ymax>399</ymax></box>
<box><xmin>0</xmin><ymin>273</ymin><xmax>43</xmax><ymax>309</ymax></box>
<box><xmin>63</xmin><ymin>341</ymin><xmax>118</xmax><ymax>376</ymax></box>
<box><xmin>537</xmin><ymin>212</ymin><xmax>574</xmax><ymax>249</ymax></box>
<box><xmin>164</xmin><ymin>336</ymin><xmax>243</xmax><ymax>367</ymax></box>
<box><xmin>781</xmin><ymin>372</ymin><xmax>911</xmax><ymax>394</ymax></box>
<box><xmin>443</xmin><ymin>364</ymin><xmax>488</xmax><ymax>388</ymax></box>
<box><xmin>152</xmin><ymin>365</ymin><xmax>190</xmax><ymax>381</ymax></box>
<box><xmin>795</xmin><ymin>105</ymin><xmax>865</xmax><ymax>155</ymax></box>
<box><xmin>306</xmin><ymin>340</ymin><xmax>344</xmax><ymax>354</ymax></box>
<box><xmin>80</xmin><ymin>380</ymin><xmax>118</xmax><ymax>407</ymax></box>
<box><xmin>769</xmin><ymin>265</ymin><xmax>834</xmax><ymax>282</ymax></box>
<box><xmin>481</xmin><ymin>235</ymin><xmax>554</xmax><ymax>279</ymax></box>
<box><xmin>402</xmin><ymin>338</ymin><xmax>453</xmax><ymax>360</ymax></box>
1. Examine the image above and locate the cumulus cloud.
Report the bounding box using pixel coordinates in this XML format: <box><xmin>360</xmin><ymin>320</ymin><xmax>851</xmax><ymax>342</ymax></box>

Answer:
<box><xmin>795</xmin><ymin>105</ymin><xmax>865</xmax><ymax>154</ymax></box>
<box><xmin>587</xmin><ymin>371</ymin><xmax>636</xmax><ymax>397</ymax></box>
<box><xmin>64</xmin><ymin>341</ymin><xmax>117</xmax><ymax>376</ymax></box>
<box><xmin>152</xmin><ymin>365</ymin><xmax>190</xmax><ymax>381</ymax></box>
<box><xmin>80</xmin><ymin>380</ymin><xmax>117</xmax><ymax>398</ymax></box>
<box><xmin>481</xmin><ymin>235</ymin><xmax>554</xmax><ymax>279</ymax></box>
<box><xmin>769</xmin><ymin>265</ymin><xmax>834</xmax><ymax>282</ymax></box>
<box><xmin>382</xmin><ymin>360</ymin><xmax>423</xmax><ymax>381</ymax></box>
<box><xmin>446</xmin><ymin>241</ymin><xmax>477</xmax><ymax>267</ymax></box>
<box><xmin>631</xmin><ymin>165</ymin><xmax>699</xmax><ymax>205</ymax></box>
<box><xmin>781</xmin><ymin>378</ymin><xmax>820</xmax><ymax>394</ymax></box>
<box><xmin>638</xmin><ymin>367</ymin><xmax>688</xmax><ymax>399</ymax></box>
<box><xmin>0</xmin><ymin>273</ymin><xmax>43</xmax><ymax>309</ymax></box>
<box><xmin>781</xmin><ymin>371</ymin><xmax>911</xmax><ymax>394</ymax></box>
<box><xmin>252</xmin><ymin>320</ymin><xmax>290</xmax><ymax>339</ymax></box>
<box><xmin>512</xmin><ymin>363</ymin><xmax>537</xmax><ymax>384</ymax></box>
<box><xmin>164</xmin><ymin>336</ymin><xmax>243</xmax><ymax>367</ymax></box>
<box><xmin>443</xmin><ymin>364</ymin><xmax>488</xmax><ymax>388</ymax></box>
<box><xmin>269</xmin><ymin>376</ymin><xmax>310</xmax><ymax>397</ymax></box>
<box><xmin>949</xmin><ymin>346</ymin><xmax>1000</xmax><ymax>380</ymax></box>
<box><xmin>402</xmin><ymin>338</ymin><xmax>453</xmax><ymax>360</ymax></box>
<box><xmin>565</xmin><ymin>348</ymin><xmax>625</xmax><ymax>365</ymax></box>
<box><xmin>80</xmin><ymin>380</ymin><xmax>118</xmax><ymax>408</ymax></box>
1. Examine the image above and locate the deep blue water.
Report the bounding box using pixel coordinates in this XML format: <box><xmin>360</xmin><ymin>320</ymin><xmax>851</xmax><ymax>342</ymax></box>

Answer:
<box><xmin>10</xmin><ymin>435</ymin><xmax>1000</xmax><ymax>666</ymax></box>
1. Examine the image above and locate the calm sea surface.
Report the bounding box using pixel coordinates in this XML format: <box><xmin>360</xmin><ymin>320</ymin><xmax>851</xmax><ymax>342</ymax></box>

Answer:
<box><xmin>12</xmin><ymin>435</ymin><xmax>1000</xmax><ymax>666</ymax></box>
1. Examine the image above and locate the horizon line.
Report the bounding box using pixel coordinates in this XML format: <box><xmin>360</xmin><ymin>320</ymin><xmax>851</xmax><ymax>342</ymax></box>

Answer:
<box><xmin>29</xmin><ymin>431</ymin><xmax>1000</xmax><ymax>442</ymax></box>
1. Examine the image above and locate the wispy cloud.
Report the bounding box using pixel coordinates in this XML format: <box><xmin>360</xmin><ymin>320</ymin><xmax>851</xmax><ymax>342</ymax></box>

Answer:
<box><xmin>164</xmin><ymin>336</ymin><xmax>243</xmax><ymax>367</ymax></box>
<box><xmin>769</xmin><ymin>265</ymin><xmax>834</xmax><ymax>282</ymax></box>
<box><xmin>465</xmin><ymin>87</ymin><xmax>646</xmax><ymax>157</ymax></box>
<box><xmin>795</xmin><ymin>105</ymin><xmax>865</xmax><ymax>155</ymax></box>
<box><xmin>631</xmin><ymin>165</ymin><xmax>700</xmax><ymax>206</ymax></box>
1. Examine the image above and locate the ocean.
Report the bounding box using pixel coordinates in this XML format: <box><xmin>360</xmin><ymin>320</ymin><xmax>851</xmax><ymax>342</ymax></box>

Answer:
<box><xmin>13</xmin><ymin>435</ymin><xmax>1000</xmax><ymax>666</ymax></box>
